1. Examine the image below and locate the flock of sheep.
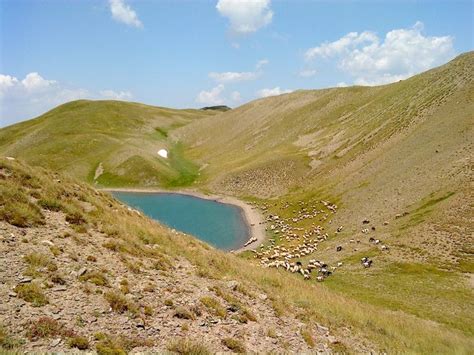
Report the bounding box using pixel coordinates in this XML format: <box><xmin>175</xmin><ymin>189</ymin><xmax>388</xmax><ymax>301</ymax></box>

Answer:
<box><xmin>250</xmin><ymin>199</ymin><xmax>387</xmax><ymax>282</ymax></box>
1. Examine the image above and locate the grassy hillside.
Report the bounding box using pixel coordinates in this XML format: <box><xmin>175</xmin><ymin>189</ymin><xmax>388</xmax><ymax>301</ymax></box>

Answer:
<box><xmin>1</xmin><ymin>158</ymin><xmax>473</xmax><ymax>353</ymax></box>
<box><xmin>177</xmin><ymin>51</ymin><xmax>474</xmax><ymax>341</ymax></box>
<box><xmin>0</xmin><ymin>100</ymin><xmax>218</xmax><ymax>188</ymax></box>
<box><xmin>0</xmin><ymin>53</ymin><xmax>473</xmax><ymax>352</ymax></box>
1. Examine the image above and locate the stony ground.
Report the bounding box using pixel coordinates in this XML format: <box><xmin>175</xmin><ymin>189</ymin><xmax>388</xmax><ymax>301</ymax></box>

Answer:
<box><xmin>0</xmin><ymin>210</ymin><xmax>339</xmax><ymax>353</ymax></box>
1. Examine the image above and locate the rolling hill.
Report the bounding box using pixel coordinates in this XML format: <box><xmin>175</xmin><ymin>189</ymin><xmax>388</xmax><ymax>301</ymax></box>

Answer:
<box><xmin>0</xmin><ymin>52</ymin><xmax>473</xmax><ymax>352</ymax></box>
<box><xmin>0</xmin><ymin>100</ymin><xmax>218</xmax><ymax>188</ymax></box>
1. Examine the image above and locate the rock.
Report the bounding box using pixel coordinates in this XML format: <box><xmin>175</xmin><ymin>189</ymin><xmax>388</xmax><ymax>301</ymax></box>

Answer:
<box><xmin>41</xmin><ymin>240</ymin><xmax>54</xmax><ymax>247</ymax></box>
<box><xmin>53</xmin><ymin>286</ymin><xmax>67</xmax><ymax>292</ymax></box>
<box><xmin>77</xmin><ymin>267</ymin><xmax>87</xmax><ymax>276</ymax></box>
<box><xmin>227</xmin><ymin>280</ymin><xmax>239</xmax><ymax>290</ymax></box>
<box><xmin>8</xmin><ymin>291</ymin><xmax>17</xmax><ymax>297</ymax></box>
<box><xmin>50</xmin><ymin>338</ymin><xmax>61</xmax><ymax>347</ymax></box>
<box><xmin>258</xmin><ymin>293</ymin><xmax>268</xmax><ymax>301</ymax></box>
<box><xmin>19</xmin><ymin>277</ymin><xmax>32</xmax><ymax>283</ymax></box>
<box><xmin>327</xmin><ymin>335</ymin><xmax>339</xmax><ymax>344</ymax></box>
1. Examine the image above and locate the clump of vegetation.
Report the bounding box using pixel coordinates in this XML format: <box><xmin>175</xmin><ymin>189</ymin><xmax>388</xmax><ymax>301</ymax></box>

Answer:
<box><xmin>167</xmin><ymin>338</ymin><xmax>211</xmax><ymax>355</ymax></box>
<box><xmin>164</xmin><ymin>299</ymin><xmax>174</xmax><ymax>307</ymax></box>
<box><xmin>222</xmin><ymin>337</ymin><xmax>246</xmax><ymax>353</ymax></box>
<box><xmin>120</xmin><ymin>279</ymin><xmax>130</xmax><ymax>294</ymax></box>
<box><xmin>0</xmin><ymin>185</ymin><xmax>44</xmax><ymax>227</ymax></box>
<box><xmin>38</xmin><ymin>198</ymin><xmax>62</xmax><ymax>212</ymax></box>
<box><xmin>67</xmin><ymin>335</ymin><xmax>89</xmax><ymax>350</ymax></box>
<box><xmin>50</xmin><ymin>273</ymin><xmax>66</xmax><ymax>285</ymax></box>
<box><xmin>104</xmin><ymin>291</ymin><xmax>137</xmax><ymax>314</ymax></box>
<box><xmin>14</xmin><ymin>283</ymin><xmax>49</xmax><ymax>307</ymax></box>
<box><xmin>173</xmin><ymin>306</ymin><xmax>195</xmax><ymax>320</ymax></box>
<box><xmin>65</xmin><ymin>208</ymin><xmax>87</xmax><ymax>225</ymax></box>
<box><xmin>95</xmin><ymin>333</ymin><xmax>152</xmax><ymax>354</ymax></box>
<box><xmin>200</xmin><ymin>296</ymin><xmax>226</xmax><ymax>318</ymax></box>
<box><xmin>0</xmin><ymin>325</ymin><xmax>23</xmax><ymax>349</ymax></box>
<box><xmin>144</xmin><ymin>305</ymin><xmax>154</xmax><ymax>316</ymax></box>
<box><xmin>301</xmin><ymin>327</ymin><xmax>315</xmax><ymax>348</ymax></box>
<box><xmin>87</xmin><ymin>255</ymin><xmax>97</xmax><ymax>262</ymax></box>
<box><xmin>27</xmin><ymin>317</ymin><xmax>72</xmax><ymax>339</ymax></box>
<box><xmin>80</xmin><ymin>271</ymin><xmax>109</xmax><ymax>287</ymax></box>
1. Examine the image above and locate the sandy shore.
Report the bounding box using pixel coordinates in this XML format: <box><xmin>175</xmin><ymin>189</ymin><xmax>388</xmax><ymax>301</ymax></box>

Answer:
<box><xmin>102</xmin><ymin>187</ymin><xmax>266</xmax><ymax>253</ymax></box>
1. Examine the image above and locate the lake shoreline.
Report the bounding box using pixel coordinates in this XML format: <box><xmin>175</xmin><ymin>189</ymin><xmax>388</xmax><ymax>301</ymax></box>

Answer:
<box><xmin>102</xmin><ymin>187</ymin><xmax>266</xmax><ymax>253</ymax></box>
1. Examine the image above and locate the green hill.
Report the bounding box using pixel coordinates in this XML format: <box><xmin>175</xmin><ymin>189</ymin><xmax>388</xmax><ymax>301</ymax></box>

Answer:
<box><xmin>1</xmin><ymin>52</ymin><xmax>473</xmax><ymax>352</ymax></box>
<box><xmin>0</xmin><ymin>100</ymin><xmax>218</xmax><ymax>188</ymax></box>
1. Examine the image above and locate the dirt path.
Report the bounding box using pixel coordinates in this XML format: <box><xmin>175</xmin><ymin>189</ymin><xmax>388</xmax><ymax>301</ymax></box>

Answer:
<box><xmin>101</xmin><ymin>188</ymin><xmax>266</xmax><ymax>253</ymax></box>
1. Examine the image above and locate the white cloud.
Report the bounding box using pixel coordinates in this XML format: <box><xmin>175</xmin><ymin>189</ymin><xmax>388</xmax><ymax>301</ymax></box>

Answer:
<box><xmin>298</xmin><ymin>69</ymin><xmax>317</xmax><ymax>78</ymax></box>
<box><xmin>100</xmin><ymin>90</ymin><xmax>133</xmax><ymax>100</ymax></box>
<box><xmin>196</xmin><ymin>84</ymin><xmax>225</xmax><ymax>105</ymax></box>
<box><xmin>216</xmin><ymin>0</ymin><xmax>273</xmax><ymax>35</ymax></box>
<box><xmin>109</xmin><ymin>0</ymin><xmax>143</xmax><ymax>28</ymax></box>
<box><xmin>0</xmin><ymin>72</ymin><xmax>133</xmax><ymax>126</ymax></box>
<box><xmin>305</xmin><ymin>31</ymin><xmax>378</xmax><ymax>61</ymax></box>
<box><xmin>256</xmin><ymin>59</ymin><xmax>269</xmax><ymax>70</ymax></box>
<box><xmin>336</xmin><ymin>82</ymin><xmax>348</xmax><ymax>87</ymax></box>
<box><xmin>231</xmin><ymin>91</ymin><xmax>242</xmax><ymax>102</ymax></box>
<box><xmin>209</xmin><ymin>59</ymin><xmax>268</xmax><ymax>83</ymax></box>
<box><xmin>209</xmin><ymin>71</ymin><xmax>258</xmax><ymax>83</ymax></box>
<box><xmin>305</xmin><ymin>22</ymin><xmax>454</xmax><ymax>86</ymax></box>
<box><xmin>257</xmin><ymin>86</ymin><xmax>293</xmax><ymax>98</ymax></box>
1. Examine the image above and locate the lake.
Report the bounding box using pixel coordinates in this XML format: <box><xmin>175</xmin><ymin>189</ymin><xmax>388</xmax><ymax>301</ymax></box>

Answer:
<box><xmin>112</xmin><ymin>191</ymin><xmax>250</xmax><ymax>251</ymax></box>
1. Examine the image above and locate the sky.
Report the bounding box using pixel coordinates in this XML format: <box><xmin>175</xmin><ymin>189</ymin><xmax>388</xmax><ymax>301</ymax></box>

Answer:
<box><xmin>0</xmin><ymin>0</ymin><xmax>473</xmax><ymax>126</ymax></box>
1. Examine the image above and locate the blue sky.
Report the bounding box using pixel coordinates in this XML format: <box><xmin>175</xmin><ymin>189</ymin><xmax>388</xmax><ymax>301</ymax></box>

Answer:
<box><xmin>1</xmin><ymin>0</ymin><xmax>473</xmax><ymax>126</ymax></box>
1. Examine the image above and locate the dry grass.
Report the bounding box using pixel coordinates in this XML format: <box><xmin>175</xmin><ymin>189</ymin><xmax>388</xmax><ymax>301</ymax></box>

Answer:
<box><xmin>104</xmin><ymin>291</ymin><xmax>138</xmax><ymax>315</ymax></box>
<box><xmin>2</xmin><ymin>157</ymin><xmax>474</xmax><ymax>352</ymax></box>
<box><xmin>222</xmin><ymin>337</ymin><xmax>246</xmax><ymax>353</ymax></box>
<box><xmin>167</xmin><ymin>338</ymin><xmax>211</xmax><ymax>355</ymax></box>
<box><xmin>14</xmin><ymin>283</ymin><xmax>49</xmax><ymax>307</ymax></box>
<box><xmin>200</xmin><ymin>296</ymin><xmax>226</xmax><ymax>318</ymax></box>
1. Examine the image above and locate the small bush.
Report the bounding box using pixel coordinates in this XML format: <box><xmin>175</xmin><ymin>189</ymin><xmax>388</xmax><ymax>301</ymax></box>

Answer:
<box><xmin>164</xmin><ymin>299</ymin><xmax>174</xmax><ymax>307</ymax></box>
<box><xmin>200</xmin><ymin>297</ymin><xmax>226</xmax><ymax>318</ymax></box>
<box><xmin>222</xmin><ymin>338</ymin><xmax>246</xmax><ymax>353</ymax></box>
<box><xmin>87</xmin><ymin>255</ymin><xmax>97</xmax><ymax>262</ymax></box>
<box><xmin>104</xmin><ymin>291</ymin><xmax>137</xmax><ymax>314</ymax></box>
<box><xmin>80</xmin><ymin>271</ymin><xmax>109</xmax><ymax>287</ymax></box>
<box><xmin>95</xmin><ymin>334</ymin><xmax>152</xmax><ymax>354</ymax></box>
<box><xmin>0</xmin><ymin>325</ymin><xmax>23</xmax><ymax>349</ymax></box>
<box><xmin>167</xmin><ymin>338</ymin><xmax>211</xmax><ymax>355</ymax></box>
<box><xmin>301</xmin><ymin>327</ymin><xmax>315</xmax><ymax>348</ymax></box>
<box><xmin>144</xmin><ymin>305</ymin><xmax>154</xmax><ymax>316</ymax></box>
<box><xmin>15</xmin><ymin>283</ymin><xmax>48</xmax><ymax>307</ymax></box>
<box><xmin>173</xmin><ymin>307</ymin><xmax>195</xmax><ymax>320</ymax></box>
<box><xmin>50</xmin><ymin>273</ymin><xmax>66</xmax><ymax>285</ymax></box>
<box><xmin>68</xmin><ymin>335</ymin><xmax>89</xmax><ymax>350</ymax></box>
<box><xmin>27</xmin><ymin>317</ymin><xmax>63</xmax><ymax>339</ymax></box>
<box><xmin>38</xmin><ymin>198</ymin><xmax>62</xmax><ymax>212</ymax></box>
<box><xmin>65</xmin><ymin>209</ymin><xmax>86</xmax><ymax>225</ymax></box>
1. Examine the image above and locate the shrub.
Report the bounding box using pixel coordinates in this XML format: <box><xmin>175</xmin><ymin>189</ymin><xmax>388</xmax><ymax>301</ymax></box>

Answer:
<box><xmin>200</xmin><ymin>297</ymin><xmax>226</xmax><ymax>318</ymax></box>
<box><xmin>65</xmin><ymin>209</ymin><xmax>86</xmax><ymax>225</ymax></box>
<box><xmin>50</xmin><ymin>273</ymin><xmax>66</xmax><ymax>285</ymax></box>
<box><xmin>167</xmin><ymin>338</ymin><xmax>211</xmax><ymax>355</ymax></box>
<box><xmin>0</xmin><ymin>325</ymin><xmax>23</xmax><ymax>349</ymax></box>
<box><xmin>14</xmin><ymin>283</ymin><xmax>48</xmax><ymax>307</ymax></box>
<box><xmin>301</xmin><ymin>327</ymin><xmax>315</xmax><ymax>348</ymax></box>
<box><xmin>104</xmin><ymin>291</ymin><xmax>137</xmax><ymax>314</ymax></box>
<box><xmin>173</xmin><ymin>307</ymin><xmax>195</xmax><ymax>320</ymax></box>
<box><xmin>80</xmin><ymin>271</ymin><xmax>109</xmax><ymax>287</ymax></box>
<box><xmin>67</xmin><ymin>335</ymin><xmax>89</xmax><ymax>350</ymax></box>
<box><xmin>38</xmin><ymin>198</ymin><xmax>62</xmax><ymax>212</ymax></box>
<box><xmin>222</xmin><ymin>338</ymin><xmax>246</xmax><ymax>353</ymax></box>
<box><xmin>27</xmin><ymin>317</ymin><xmax>63</xmax><ymax>339</ymax></box>
<box><xmin>95</xmin><ymin>334</ymin><xmax>152</xmax><ymax>354</ymax></box>
<box><xmin>164</xmin><ymin>299</ymin><xmax>174</xmax><ymax>307</ymax></box>
<box><xmin>0</xmin><ymin>187</ymin><xmax>44</xmax><ymax>227</ymax></box>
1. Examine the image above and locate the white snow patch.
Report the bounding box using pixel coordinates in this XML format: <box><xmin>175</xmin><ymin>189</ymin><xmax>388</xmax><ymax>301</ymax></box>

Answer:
<box><xmin>158</xmin><ymin>149</ymin><xmax>168</xmax><ymax>159</ymax></box>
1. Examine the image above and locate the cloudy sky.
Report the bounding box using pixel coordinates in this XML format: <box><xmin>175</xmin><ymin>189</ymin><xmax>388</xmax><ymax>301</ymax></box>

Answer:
<box><xmin>1</xmin><ymin>0</ymin><xmax>472</xmax><ymax>126</ymax></box>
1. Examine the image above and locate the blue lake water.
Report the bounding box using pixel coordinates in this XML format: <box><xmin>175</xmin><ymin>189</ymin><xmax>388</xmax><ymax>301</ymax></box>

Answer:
<box><xmin>112</xmin><ymin>192</ymin><xmax>250</xmax><ymax>251</ymax></box>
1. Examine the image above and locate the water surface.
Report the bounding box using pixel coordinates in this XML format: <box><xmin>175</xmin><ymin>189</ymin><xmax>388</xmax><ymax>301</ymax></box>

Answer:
<box><xmin>112</xmin><ymin>192</ymin><xmax>249</xmax><ymax>250</ymax></box>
